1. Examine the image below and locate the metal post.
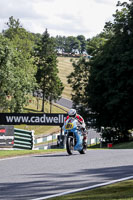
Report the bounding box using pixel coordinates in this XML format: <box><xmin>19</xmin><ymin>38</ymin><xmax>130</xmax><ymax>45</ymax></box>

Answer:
<box><xmin>60</xmin><ymin>126</ymin><xmax>63</xmax><ymax>136</ymax></box>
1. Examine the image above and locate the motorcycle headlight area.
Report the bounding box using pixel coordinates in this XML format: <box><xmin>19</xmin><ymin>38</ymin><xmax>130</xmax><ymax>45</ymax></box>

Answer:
<box><xmin>65</xmin><ymin>123</ymin><xmax>73</xmax><ymax>130</ymax></box>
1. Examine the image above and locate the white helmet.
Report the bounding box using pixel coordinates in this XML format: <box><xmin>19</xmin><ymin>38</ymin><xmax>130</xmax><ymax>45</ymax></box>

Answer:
<box><xmin>68</xmin><ymin>109</ymin><xmax>77</xmax><ymax>118</ymax></box>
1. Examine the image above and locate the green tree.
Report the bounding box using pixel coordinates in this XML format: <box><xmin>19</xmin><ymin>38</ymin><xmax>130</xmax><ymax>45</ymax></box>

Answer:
<box><xmin>77</xmin><ymin>35</ymin><xmax>86</xmax><ymax>53</ymax></box>
<box><xmin>4</xmin><ymin>16</ymin><xmax>35</xmax><ymax>57</ymax></box>
<box><xmin>63</xmin><ymin>36</ymin><xmax>80</xmax><ymax>54</ymax></box>
<box><xmin>48</xmin><ymin>76</ymin><xmax>64</xmax><ymax>113</ymax></box>
<box><xmin>86</xmin><ymin>22</ymin><xmax>114</xmax><ymax>57</ymax></box>
<box><xmin>0</xmin><ymin>35</ymin><xmax>14</xmax><ymax>111</ymax></box>
<box><xmin>55</xmin><ymin>35</ymin><xmax>66</xmax><ymax>53</ymax></box>
<box><xmin>35</xmin><ymin>29</ymin><xmax>63</xmax><ymax>112</ymax></box>
<box><xmin>2</xmin><ymin>16</ymin><xmax>36</xmax><ymax>112</ymax></box>
<box><xmin>85</xmin><ymin>0</ymin><xmax>133</xmax><ymax>140</ymax></box>
<box><xmin>87</xmin><ymin>34</ymin><xmax>107</xmax><ymax>56</ymax></box>
<box><xmin>67</xmin><ymin>57</ymin><xmax>90</xmax><ymax>116</ymax></box>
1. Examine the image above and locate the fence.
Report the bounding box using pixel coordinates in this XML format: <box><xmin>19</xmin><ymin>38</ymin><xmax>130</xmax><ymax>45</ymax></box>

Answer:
<box><xmin>34</xmin><ymin>132</ymin><xmax>60</xmax><ymax>150</ymax></box>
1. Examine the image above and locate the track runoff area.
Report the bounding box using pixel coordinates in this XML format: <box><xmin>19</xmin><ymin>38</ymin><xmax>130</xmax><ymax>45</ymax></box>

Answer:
<box><xmin>32</xmin><ymin>175</ymin><xmax>133</xmax><ymax>200</ymax></box>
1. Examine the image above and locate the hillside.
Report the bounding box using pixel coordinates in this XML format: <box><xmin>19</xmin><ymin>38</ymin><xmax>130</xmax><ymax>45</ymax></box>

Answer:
<box><xmin>57</xmin><ymin>56</ymin><xmax>77</xmax><ymax>99</ymax></box>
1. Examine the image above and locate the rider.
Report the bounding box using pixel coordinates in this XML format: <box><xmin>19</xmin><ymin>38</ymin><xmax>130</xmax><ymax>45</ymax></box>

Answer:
<box><xmin>65</xmin><ymin>109</ymin><xmax>87</xmax><ymax>150</ymax></box>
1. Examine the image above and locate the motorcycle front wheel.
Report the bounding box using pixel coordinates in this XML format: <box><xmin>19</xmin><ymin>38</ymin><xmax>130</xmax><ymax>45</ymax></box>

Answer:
<box><xmin>66</xmin><ymin>137</ymin><xmax>74</xmax><ymax>155</ymax></box>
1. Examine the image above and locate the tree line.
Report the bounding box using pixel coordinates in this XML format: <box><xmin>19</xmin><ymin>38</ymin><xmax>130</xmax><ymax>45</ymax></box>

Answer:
<box><xmin>68</xmin><ymin>0</ymin><xmax>133</xmax><ymax>142</ymax></box>
<box><xmin>55</xmin><ymin>35</ymin><xmax>87</xmax><ymax>55</ymax></box>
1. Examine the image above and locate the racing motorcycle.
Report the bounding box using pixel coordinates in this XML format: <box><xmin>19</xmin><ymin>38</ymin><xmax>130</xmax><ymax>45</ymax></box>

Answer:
<box><xmin>64</xmin><ymin>117</ymin><xmax>87</xmax><ymax>155</ymax></box>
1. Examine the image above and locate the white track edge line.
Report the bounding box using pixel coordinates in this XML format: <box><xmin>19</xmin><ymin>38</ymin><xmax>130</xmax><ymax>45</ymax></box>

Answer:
<box><xmin>31</xmin><ymin>175</ymin><xmax>133</xmax><ymax>200</ymax></box>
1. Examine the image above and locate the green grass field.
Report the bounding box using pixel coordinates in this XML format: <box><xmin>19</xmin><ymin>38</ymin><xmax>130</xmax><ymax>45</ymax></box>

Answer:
<box><xmin>57</xmin><ymin>56</ymin><xmax>77</xmax><ymax>99</ymax></box>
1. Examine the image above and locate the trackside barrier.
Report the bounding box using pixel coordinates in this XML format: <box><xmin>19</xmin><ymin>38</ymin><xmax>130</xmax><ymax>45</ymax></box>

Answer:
<box><xmin>87</xmin><ymin>137</ymin><xmax>100</xmax><ymax>146</ymax></box>
<box><xmin>87</xmin><ymin>128</ymin><xmax>101</xmax><ymax>146</ymax></box>
<box><xmin>34</xmin><ymin>132</ymin><xmax>60</xmax><ymax>150</ymax></box>
<box><xmin>34</xmin><ymin>133</ymin><xmax>59</xmax><ymax>145</ymax></box>
<box><xmin>13</xmin><ymin>128</ymin><xmax>34</xmax><ymax>150</ymax></box>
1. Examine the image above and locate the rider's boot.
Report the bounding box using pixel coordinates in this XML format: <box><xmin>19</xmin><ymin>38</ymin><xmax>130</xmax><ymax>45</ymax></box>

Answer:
<box><xmin>74</xmin><ymin>132</ymin><xmax>82</xmax><ymax>150</ymax></box>
<box><xmin>82</xmin><ymin>131</ymin><xmax>88</xmax><ymax>147</ymax></box>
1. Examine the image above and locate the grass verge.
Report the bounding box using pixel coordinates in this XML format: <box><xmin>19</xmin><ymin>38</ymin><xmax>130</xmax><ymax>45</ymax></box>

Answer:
<box><xmin>0</xmin><ymin>149</ymin><xmax>65</xmax><ymax>159</ymax></box>
<box><xmin>87</xmin><ymin>141</ymin><xmax>133</xmax><ymax>149</ymax></box>
<box><xmin>111</xmin><ymin>141</ymin><xmax>133</xmax><ymax>149</ymax></box>
<box><xmin>50</xmin><ymin>179</ymin><xmax>133</xmax><ymax>200</ymax></box>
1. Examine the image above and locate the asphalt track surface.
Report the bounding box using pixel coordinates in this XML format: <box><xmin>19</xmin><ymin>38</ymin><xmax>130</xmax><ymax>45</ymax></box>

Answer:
<box><xmin>55</xmin><ymin>98</ymin><xmax>73</xmax><ymax>109</ymax></box>
<box><xmin>0</xmin><ymin>149</ymin><xmax>133</xmax><ymax>200</ymax></box>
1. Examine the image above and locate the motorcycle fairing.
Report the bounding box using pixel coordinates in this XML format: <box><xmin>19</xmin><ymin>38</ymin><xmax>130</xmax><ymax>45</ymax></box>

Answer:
<box><xmin>64</xmin><ymin>118</ymin><xmax>83</xmax><ymax>151</ymax></box>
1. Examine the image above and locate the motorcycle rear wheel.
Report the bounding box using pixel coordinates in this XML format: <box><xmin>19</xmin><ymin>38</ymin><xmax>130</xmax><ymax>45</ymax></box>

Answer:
<box><xmin>66</xmin><ymin>137</ymin><xmax>74</xmax><ymax>155</ymax></box>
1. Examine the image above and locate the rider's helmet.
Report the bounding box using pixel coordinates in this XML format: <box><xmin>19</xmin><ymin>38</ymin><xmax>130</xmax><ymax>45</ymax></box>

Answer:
<box><xmin>68</xmin><ymin>109</ymin><xmax>77</xmax><ymax>118</ymax></box>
